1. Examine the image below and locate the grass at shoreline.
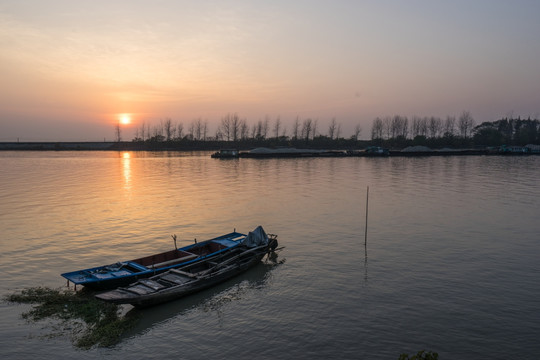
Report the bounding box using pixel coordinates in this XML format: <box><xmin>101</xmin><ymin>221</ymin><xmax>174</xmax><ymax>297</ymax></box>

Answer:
<box><xmin>4</xmin><ymin>287</ymin><xmax>138</xmax><ymax>349</ymax></box>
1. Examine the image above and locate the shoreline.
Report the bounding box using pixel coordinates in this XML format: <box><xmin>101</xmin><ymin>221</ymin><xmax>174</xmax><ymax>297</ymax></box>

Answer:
<box><xmin>1</xmin><ymin>142</ymin><xmax>539</xmax><ymax>157</ymax></box>
<box><xmin>0</xmin><ymin>142</ymin><xmax>117</xmax><ymax>151</ymax></box>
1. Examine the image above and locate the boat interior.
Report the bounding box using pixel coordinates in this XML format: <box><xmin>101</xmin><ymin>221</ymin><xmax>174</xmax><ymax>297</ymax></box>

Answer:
<box><xmin>187</xmin><ymin>241</ymin><xmax>228</xmax><ymax>256</ymax></box>
<box><xmin>131</xmin><ymin>241</ymin><xmax>228</xmax><ymax>269</ymax></box>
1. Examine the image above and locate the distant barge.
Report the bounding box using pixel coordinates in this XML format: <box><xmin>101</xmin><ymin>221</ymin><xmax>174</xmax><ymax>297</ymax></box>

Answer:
<box><xmin>212</xmin><ymin>146</ymin><xmax>539</xmax><ymax>159</ymax></box>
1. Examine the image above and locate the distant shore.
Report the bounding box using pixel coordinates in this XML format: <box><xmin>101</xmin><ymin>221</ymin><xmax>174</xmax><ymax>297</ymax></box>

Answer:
<box><xmin>1</xmin><ymin>142</ymin><xmax>539</xmax><ymax>157</ymax></box>
<box><xmin>0</xmin><ymin>141</ymin><xmax>240</xmax><ymax>151</ymax></box>
<box><xmin>0</xmin><ymin>142</ymin><xmax>117</xmax><ymax>151</ymax></box>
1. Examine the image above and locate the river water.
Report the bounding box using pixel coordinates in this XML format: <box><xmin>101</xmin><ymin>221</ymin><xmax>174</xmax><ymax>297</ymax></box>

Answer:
<box><xmin>1</xmin><ymin>151</ymin><xmax>539</xmax><ymax>359</ymax></box>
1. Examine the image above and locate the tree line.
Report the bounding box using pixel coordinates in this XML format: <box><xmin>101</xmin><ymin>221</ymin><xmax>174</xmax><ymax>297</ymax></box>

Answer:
<box><xmin>472</xmin><ymin>117</ymin><xmax>540</xmax><ymax>146</ymax></box>
<box><xmin>116</xmin><ymin>112</ymin><xmax>539</xmax><ymax>150</ymax></box>
<box><xmin>370</xmin><ymin>111</ymin><xmax>476</xmax><ymax>148</ymax></box>
<box><xmin>118</xmin><ymin>114</ymin><xmax>364</xmax><ymax>150</ymax></box>
<box><xmin>370</xmin><ymin>112</ymin><xmax>539</xmax><ymax>148</ymax></box>
<box><xmin>129</xmin><ymin>114</ymin><xmax>363</xmax><ymax>143</ymax></box>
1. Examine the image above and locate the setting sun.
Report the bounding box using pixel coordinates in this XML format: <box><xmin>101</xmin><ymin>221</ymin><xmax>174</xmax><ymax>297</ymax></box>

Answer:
<box><xmin>119</xmin><ymin>114</ymin><xmax>131</xmax><ymax>125</ymax></box>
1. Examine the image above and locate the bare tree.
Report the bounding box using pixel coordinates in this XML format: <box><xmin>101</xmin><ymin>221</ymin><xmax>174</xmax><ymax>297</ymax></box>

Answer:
<box><xmin>190</xmin><ymin>118</ymin><xmax>208</xmax><ymax>140</ymax></box>
<box><xmin>114</xmin><ymin>123</ymin><xmax>121</xmax><ymax>142</ymax></box>
<box><xmin>163</xmin><ymin>118</ymin><xmax>173</xmax><ymax>141</ymax></box>
<box><xmin>262</xmin><ymin>116</ymin><xmax>269</xmax><ymax>139</ymax></box>
<box><xmin>443</xmin><ymin>116</ymin><xmax>455</xmax><ymax>137</ymax></box>
<box><xmin>187</xmin><ymin>121</ymin><xmax>195</xmax><ymax>140</ymax></box>
<box><xmin>371</xmin><ymin>117</ymin><xmax>383</xmax><ymax>140</ymax></box>
<box><xmin>194</xmin><ymin>118</ymin><xmax>202</xmax><ymax>140</ymax></box>
<box><xmin>273</xmin><ymin>116</ymin><xmax>281</xmax><ymax>138</ymax></box>
<box><xmin>138</xmin><ymin>121</ymin><xmax>147</xmax><ymax>141</ymax></box>
<box><xmin>240</xmin><ymin>119</ymin><xmax>249</xmax><ymax>139</ymax></box>
<box><xmin>220</xmin><ymin>113</ymin><xmax>241</xmax><ymax>141</ymax></box>
<box><xmin>137</xmin><ymin>122</ymin><xmax>143</xmax><ymax>141</ymax></box>
<box><xmin>401</xmin><ymin>116</ymin><xmax>409</xmax><ymax>138</ymax></box>
<box><xmin>382</xmin><ymin>117</ymin><xmax>392</xmax><ymax>140</ymax></box>
<box><xmin>353</xmin><ymin>124</ymin><xmax>362</xmax><ymax>141</ymax></box>
<box><xmin>220</xmin><ymin>114</ymin><xmax>232</xmax><ymax>141</ymax></box>
<box><xmin>214</xmin><ymin>127</ymin><xmax>223</xmax><ymax>141</ymax></box>
<box><xmin>419</xmin><ymin>117</ymin><xmax>425</xmax><ymax>138</ymax></box>
<box><xmin>391</xmin><ymin>115</ymin><xmax>408</xmax><ymax>139</ymax></box>
<box><xmin>202</xmin><ymin>120</ymin><xmax>208</xmax><ymax>141</ymax></box>
<box><xmin>302</xmin><ymin>118</ymin><xmax>313</xmax><ymax>141</ymax></box>
<box><xmin>251</xmin><ymin>122</ymin><xmax>257</xmax><ymax>139</ymax></box>
<box><xmin>257</xmin><ymin>118</ymin><xmax>263</xmax><ymax>139</ymax></box>
<box><xmin>292</xmin><ymin>116</ymin><xmax>300</xmax><ymax>140</ymax></box>
<box><xmin>231</xmin><ymin>114</ymin><xmax>241</xmax><ymax>141</ymax></box>
<box><xmin>428</xmin><ymin>117</ymin><xmax>442</xmax><ymax>138</ymax></box>
<box><xmin>176</xmin><ymin>122</ymin><xmax>184</xmax><ymax>140</ymax></box>
<box><xmin>458</xmin><ymin>111</ymin><xmax>474</xmax><ymax>138</ymax></box>
<box><xmin>411</xmin><ymin>116</ymin><xmax>420</xmax><ymax>138</ymax></box>
<box><xmin>328</xmin><ymin>118</ymin><xmax>337</xmax><ymax>139</ymax></box>
<box><xmin>152</xmin><ymin>122</ymin><xmax>164</xmax><ymax>140</ymax></box>
<box><xmin>390</xmin><ymin>116</ymin><xmax>398</xmax><ymax>139</ymax></box>
<box><xmin>171</xmin><ymin>123</ymin><xmax>177</xmax><ymax>140</ymax></box>
<box><xmin>251</xmin><ymin>120</ymin><xmax>262</xmax><ymax>139</ymax></box>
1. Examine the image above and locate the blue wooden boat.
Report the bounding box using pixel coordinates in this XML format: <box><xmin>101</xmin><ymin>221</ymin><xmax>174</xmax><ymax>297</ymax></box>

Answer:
<box><xmin>61</xmin><ymin>229</ymin><xmax>252</xmax><ymax>290</ymax></box>
<box><xmin>96</xmin><ymin>226</ymin><xmax>278</xmax><ymax>307</ymax></box>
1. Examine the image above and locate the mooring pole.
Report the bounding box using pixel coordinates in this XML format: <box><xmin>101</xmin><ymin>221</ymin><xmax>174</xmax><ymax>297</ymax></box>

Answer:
<box><xmin>365</xmin><ymin>186</ymin><xmax>369</xmax><ymax>246</ymax></box>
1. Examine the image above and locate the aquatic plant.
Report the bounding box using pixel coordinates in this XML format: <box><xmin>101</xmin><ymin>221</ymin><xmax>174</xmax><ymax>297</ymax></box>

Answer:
<box><xmin>399</xmin><ymin>350</ymin><xmax>439</xmax><ymax>360</ymax></box>
<box><xmin>4</xmin><ymin>287</ymin><xmax>137</xmax><ymax>349</ymax></box>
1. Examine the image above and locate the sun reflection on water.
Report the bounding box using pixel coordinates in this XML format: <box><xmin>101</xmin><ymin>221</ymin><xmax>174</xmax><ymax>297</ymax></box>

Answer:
<box><xmin>122</xmin><ymin>152</ymin><xmax>131</xmax><ymax>192</ymax></box>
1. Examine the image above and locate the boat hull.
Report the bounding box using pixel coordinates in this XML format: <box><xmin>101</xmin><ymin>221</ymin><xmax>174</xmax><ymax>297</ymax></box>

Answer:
<box><xmin>97</xmin><ymin>250</ymin><xmax>267</xmax><ymax>307</ymax></box>
<box><xmin>96</xmin><ymin>228</ymin><xmax>277</xmax><ymax>307</ymax></box>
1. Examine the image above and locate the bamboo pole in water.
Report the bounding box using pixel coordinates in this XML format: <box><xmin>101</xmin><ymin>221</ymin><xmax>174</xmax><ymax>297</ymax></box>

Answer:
<box><xmin>365</xmin><ymin>186</ymin><xmax>369</xmax><ymax>246</ymax></box>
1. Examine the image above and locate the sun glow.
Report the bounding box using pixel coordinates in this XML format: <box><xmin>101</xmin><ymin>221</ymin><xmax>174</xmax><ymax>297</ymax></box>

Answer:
<box><xmin>119</xmin><ymin>114</ymin><xmax>131</xmax><ymax>125</ymax></box>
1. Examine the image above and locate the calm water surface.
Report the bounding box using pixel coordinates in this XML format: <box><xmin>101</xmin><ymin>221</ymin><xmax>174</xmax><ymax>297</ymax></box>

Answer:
<box><xmin>1</xmin><ymin>151</ymin><xmax>539</xmax><ymax>359</ymax></box>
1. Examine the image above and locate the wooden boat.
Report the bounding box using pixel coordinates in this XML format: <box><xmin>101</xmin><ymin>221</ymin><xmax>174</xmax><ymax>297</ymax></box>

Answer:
<box><xmin>95</xmin><ymin>226</ymin><xmax>278</xmax><ymax>307</ymax></box>
<box><xmin>61</xmin><ymin>229</ymin><xmax>252</xmax><ymax>290</ymax></box>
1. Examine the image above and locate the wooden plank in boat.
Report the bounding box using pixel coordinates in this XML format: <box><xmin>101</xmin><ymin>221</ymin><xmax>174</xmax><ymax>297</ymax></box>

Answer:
<box><xmin>139</xmin><ymin>279</ymin><xmax>167</xmax><ymax>291</ymax></box>
<box><xmin>170</xmin><ymin>268</ymin><xmax>197</xmax><ymax>278</ymax></box>
<box><xmin>160</xmin><ymin>273</ymin><xmax>192</xmax><ymax>285</ymax></box>
<box><xmin>127</xmin><ymin>284</ymin><xmax>157</xmax><ymax>295</ymax></box>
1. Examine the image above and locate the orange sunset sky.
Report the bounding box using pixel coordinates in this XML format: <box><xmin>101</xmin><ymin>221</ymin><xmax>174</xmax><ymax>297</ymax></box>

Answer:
<box><xmin>1</xmin><ymin>1</ymin><xmax>540</xmax><ymax>141</ymax></box>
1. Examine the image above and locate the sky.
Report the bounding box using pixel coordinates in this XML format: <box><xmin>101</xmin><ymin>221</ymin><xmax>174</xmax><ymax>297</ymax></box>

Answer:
<box><xmin>1</xmin><ymin>0</ymin><xmax>540</xmax><ymax>141</ymax></box>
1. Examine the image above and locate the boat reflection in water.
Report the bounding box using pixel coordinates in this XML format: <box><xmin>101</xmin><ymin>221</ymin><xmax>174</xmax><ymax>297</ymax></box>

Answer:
<box><xmin>120</xmin><ymin>257</ymin><xmax>284</xmax><ymax>340</ymax></box>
